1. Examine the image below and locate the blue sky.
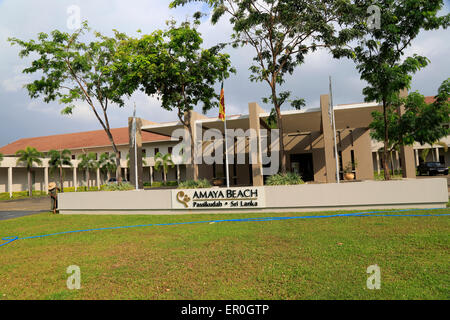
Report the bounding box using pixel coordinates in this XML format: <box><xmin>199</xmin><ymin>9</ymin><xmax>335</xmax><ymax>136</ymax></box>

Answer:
<box><xmin>0</xmin><ymin>0</ymin><xmax>449</xmax><ymax>147</ymax></box>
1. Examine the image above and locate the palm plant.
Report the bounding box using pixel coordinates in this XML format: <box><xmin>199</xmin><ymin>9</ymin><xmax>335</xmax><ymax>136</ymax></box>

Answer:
<box><xmin>126</xmin><ymin>152</ymin><xmax>147</xmax><ymax>168</ymax></box>
<box><xmin>0</xmin><ymin>153</ymin><xmax>3</xmax><ymax>166</ymax></box>
<box><xmin>15</xmin><ymin>146</ymin><xmax>43</xmax><ymax>197</ymax></box>
<box><xmin>154</xmin><ymin>152</ymin><xmax>174</xmax><ymax>184</ymax></box>
<box><xmin>77</xmin><ymin>153</ymin><xmax>98</xmax><ymax>189</ymax></box>
<box><xmin>98</xmin><ymin>152</ymin><xmax>117</xmax><ymax>183</ymax></box>
<box><xmin>48</xmin><ymin>149</ymin><xmax>72</xmax><ymax>192</ymax></box>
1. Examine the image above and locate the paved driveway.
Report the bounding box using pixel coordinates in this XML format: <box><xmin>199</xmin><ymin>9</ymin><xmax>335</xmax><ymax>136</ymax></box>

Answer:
<box><xmin>0</xmin><ymin>197</ymin><xmax>50</xmax><ymax>221</ymax></box>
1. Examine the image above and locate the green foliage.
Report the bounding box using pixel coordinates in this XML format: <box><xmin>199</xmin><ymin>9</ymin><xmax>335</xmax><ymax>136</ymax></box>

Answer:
<box><xmin>178</xmin><ymin>179</ymin><xmax>212</xmax><ymax>189</ymax></box>
<box><xmin>335</xmin><ymin>0</ymin><xmax>450</xmax><ymax>180</ymax></box>
<box><xmin>0</xmin><ymin>190</ymin><xmax>47</xmax><ymax>201</ymax></box>
<box><xmin>99</xmin><ymin>152</ymin><xmax>117</xmax><ymax>175</ymax></box>
<box><xmin>126</xmin><ymin>152</ymin><xmax>147</xmax><ymax>168</ymax></box>
<box><xmin>146</xmin><ymin>181</ymin><xmax>178</xmax><ymax>188</ymax></box>
<box><xmin>77</xmin><ymin>153</ymin><xmax>98</xmax><ymax>171</ymax></box>
<box><xmin>101</xmin><ymin>183</ymin><xmax>135</xmax><ymax>191</ymax></box>
<box><xmin>15</xmin><ymin>146</ymin><xmax>43</xmax><ymax>169</ymax></box>
<box><xmin>170</xmin><ymin>0</ymin><xmax>352</xmax><ymax>172</ymax></box>
<box><xmin>0</xmin><ymin>153</ymin><xmax>3</xmax><ymax>164</ymax></box>
<box><xmin>8</xmin><ymin>22</ymin><xmax>132</xmax><ymax>181</ymax></box>
<box><xmin>370</xmin><ymin>79</ymin><xmax>450</xmax><ymax>150</ymax></box>
<box><xmin>265</xmin><ymin>172</ymin><xmax>305</xmax><ymax>186</ymax></box>
<box><xmin>154</xmin><ymin>152</ymin><xmax>175</xmax><ymax>182</ymax></box>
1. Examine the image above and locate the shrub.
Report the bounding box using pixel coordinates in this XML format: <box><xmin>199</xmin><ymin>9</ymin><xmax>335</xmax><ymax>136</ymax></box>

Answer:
<box><xmin>265</xmin><ymin>173</ymin><xmax>304</xmax><ymax>186</ymax></box>
<box><xmin>178</xmin><ymin>179</ymin><xmax>211</xmax><ymax>189</ymax></box>
<box><xmin>147</xmin><ymin>181</ymin><xmax>178</xmax><ymax>188</ymax></box>
<box><xmin>101</xmin><ymin>183</ymin><xmax>135</xmax><ymax>191</ymax></box>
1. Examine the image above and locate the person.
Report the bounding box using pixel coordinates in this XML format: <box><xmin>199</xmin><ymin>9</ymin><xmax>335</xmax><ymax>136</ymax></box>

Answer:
<box><xmin>48</xmin><ymin>182</ymin><xmax>60</xmax><ymax>214</ymax></box>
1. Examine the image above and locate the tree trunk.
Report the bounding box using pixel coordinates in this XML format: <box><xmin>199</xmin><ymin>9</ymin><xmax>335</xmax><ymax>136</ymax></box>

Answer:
<box><xmin>27</xmin><ymin>168</ymin><xmax>32</xmax><ymax>197</ymax></box>
<box><xmin>59</xmin><ymin>165</ymin><xmax>64</xmax><ymax>193</ymax></box>
<box><xmin>276</xmin><ymin>106</ymin><xmax>287</xmax><ymax>174</ymax></box>
<box><xmin>87</xmin><ymin>170</ymin><xmax>90</xmax><ymax>190</ymax></box>
<box><xmin>186</xmin><ymin>122</ymin><xmax>198</xmax><ymax>181</ymax></box>
<box><xmin>382</xmin><ymin>99</ymin><xmax>391</xmax><ymax>180</ymax></box>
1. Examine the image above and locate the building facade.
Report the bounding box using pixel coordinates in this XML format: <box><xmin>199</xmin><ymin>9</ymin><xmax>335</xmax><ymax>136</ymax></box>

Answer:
<box><xmin>1</xmin><ymin>94</ymin><xmax>448</xmax><ymax>195</ymax></box>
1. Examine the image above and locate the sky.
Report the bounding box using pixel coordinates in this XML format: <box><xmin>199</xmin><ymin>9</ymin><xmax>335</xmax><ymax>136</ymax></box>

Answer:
<box><xmin>0</xmin><ymin>0</ymin><xmax>449</xmax><ymax>147</ymax></box>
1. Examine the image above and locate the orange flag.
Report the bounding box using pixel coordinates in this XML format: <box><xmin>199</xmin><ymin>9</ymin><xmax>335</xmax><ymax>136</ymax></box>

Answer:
<box><xmin>219</xmin><ymin>82</ymin><xmax>225</xmax><ymax>121</ymax></box>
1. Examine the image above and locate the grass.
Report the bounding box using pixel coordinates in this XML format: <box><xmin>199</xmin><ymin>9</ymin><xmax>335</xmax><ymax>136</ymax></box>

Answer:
<box><xmin>0</xmin><ymin>208</ymin><xmax>449</xmax><ymax>300</ymax></box>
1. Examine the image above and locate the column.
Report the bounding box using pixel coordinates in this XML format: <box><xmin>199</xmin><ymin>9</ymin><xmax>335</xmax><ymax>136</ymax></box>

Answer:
<box><xmin>73</xmin><ymin>167</ymin><xmax>77</xmax><ymax>191</ymax></box>
<box><xmin>124</xmin><ymin>168</ymin><xmax>128</xmax><ymax>181</ymax></box>
<box><xmin>415</xmin><ymin>149</ymin><xmax>419</xmax><ymax>166</ymax></box>
<box><xmin>248</xmin><ymin>102</ymin><xmax>264</xmax><ymax>186</ymax></box>
<box><xmin>96</xmin><ymin>168</ymin><xmax>101</xmax><ymax>189</ymax></box>
<box><xmin>44</xmin><ymin>167</ymin><xmax>49</xmax><ymax>194</ymax></box>
<box><xmin>150</xmin><ymin>166</ymin><xmax>153</xmax><ymax>185</ymax></box>
<box><xmin>376</xmin><ymin>152</ymin><xmax>381</xmax><ymax>174</ymax></box>
<box><xmin>353</xmin><ymin>128</ymin><xmax>374</xmax><ymax>180</ymax></box>
<box><xmin>8</xmin><ymin>167</ymin><xmax>12</xmax><ymax>198</ymax></box>
<box><xmin>177</xmin><ymin>165</ymin><xmax>180</xmax><ymax>183</ymax></box>
<box><xmin>320</xmin><ymin>94</ymin><xmax>337</xmax><ymax>183</ymax></box>
<box><xmin>128</xmin><ymin>116</ymin><xmax>144</xmax><ymax>189</ymax></box>
<box><xmin>395</xmin><ymin>151</ymin><xmax>400</xmax><ymax>173</ymax></box>
<box><xmin>435</xmin><ymin>147</ymin><xmax>440</xmax><ymax>162</ymax></box>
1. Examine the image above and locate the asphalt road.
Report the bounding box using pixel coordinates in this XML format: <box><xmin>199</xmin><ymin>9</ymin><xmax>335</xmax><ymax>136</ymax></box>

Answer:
<box><xmin>0</xmin><ymin>197</ymin><xmax>50</xmax><ymax>221</ymax></box>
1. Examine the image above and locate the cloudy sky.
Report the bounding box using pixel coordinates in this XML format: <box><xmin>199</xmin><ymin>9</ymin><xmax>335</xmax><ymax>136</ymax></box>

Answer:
<box><xmin>0</xmin><ymin>0</ymin><xmax>449</xmax><ymax>147</ymax></box>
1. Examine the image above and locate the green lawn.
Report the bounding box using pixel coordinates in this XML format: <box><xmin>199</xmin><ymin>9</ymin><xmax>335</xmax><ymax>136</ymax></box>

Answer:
<box><xmin>0</xmin><ymin>209</ymin><xmax>449</xmax><ymax>300</ymax></box>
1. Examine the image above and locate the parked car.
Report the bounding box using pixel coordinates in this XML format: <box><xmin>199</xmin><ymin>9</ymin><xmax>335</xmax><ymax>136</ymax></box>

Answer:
<box><xmin>107</xmin><ymin>178</ymin><xmax>129</xmax><ymax>184</ymax></box>
<box><xmin>418</xmin><ymin>162</ymin><xmax>449</xmax><ymax>176</ymax></box>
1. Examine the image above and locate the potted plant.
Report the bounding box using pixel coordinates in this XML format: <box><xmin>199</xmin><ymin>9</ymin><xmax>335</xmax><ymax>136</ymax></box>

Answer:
<box><xmin>343</xmin><ymin>160</ymin><xmax>357</xmax><ymax>181</ymax></box>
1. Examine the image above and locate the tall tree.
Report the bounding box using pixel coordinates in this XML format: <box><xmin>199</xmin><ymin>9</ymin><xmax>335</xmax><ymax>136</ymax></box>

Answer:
<box><xmin>129</xmin><ymin>17</ymin><xmax>234</xmax><ymax>180</ymax></box>
<box><xmin>0</xmin><ymin>153</ymin><xmax>3</xmax><ymax>165</ymax></box>
<box><xmin>370</xmin><ymin>78</ymin><xmax>450</xmax><ymax>154</ymax></box>
<box><xmin>336</xmin><ymin>0</ymin><xmax>449</xmax><ymax>179</ymax></box>
<box><xmin>77</xmin><ymin>153</ymin><xmax>98</xmax><ymax>189</ymax></box>
<box><xmin>9</xmin><ymin>22</ymin><xmax>136</xmax><ymax>183</ymax></box>
<box><xmin>15</xmin><ymin>147</ymin><xmax>44</xmax><ymax>197</ymax></box>
<box><xmin>47</xmin><ymin>149</ymin><xmax>73</xmax><ymax>192</ymax></box>
<box><xmin>170</xmin><ymin>0</ymin><xmax>352</xmax><ymax>173</ymax></box>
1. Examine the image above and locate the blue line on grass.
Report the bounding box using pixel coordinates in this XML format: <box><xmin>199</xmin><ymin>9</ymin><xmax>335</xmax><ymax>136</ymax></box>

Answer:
<box><xmin>1</xmin><ymin>208</ymin><xmax>449</xmax><ymax>248</ymax></box>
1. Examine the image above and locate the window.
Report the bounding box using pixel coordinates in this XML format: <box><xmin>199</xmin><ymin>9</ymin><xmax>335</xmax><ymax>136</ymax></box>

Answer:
<box><xmin>142</xmin><ymin>149</ymin><xmax>146</xmax><ymax>156</ymax></box>
<box><xmin>154</xmin><ymin>148</ymin><xmax>159</xmax><ymax>155</ymax></box>
<box><xmin>168</xmin><ymin>147</ymin><xmax>172</xmax><ymax>154</ymax></box>
<box><xmin>72</xmin><ymin>155</ymin><xmax>75</xmax><ymax>160</ymax></box>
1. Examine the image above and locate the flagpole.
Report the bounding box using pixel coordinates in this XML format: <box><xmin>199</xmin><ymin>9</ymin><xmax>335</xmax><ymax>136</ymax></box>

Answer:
<box><xmin>329</xmin><ymin>76</ymin><xmax>340</xmax><ymax>183</ymax></box>
<box><xmin>133</xmin><ymin>103</ymin><xmax>138</xmax><ymax>190</ymax></box>
<box><xmin>224</xmin><ymin>114</ymin><xmax>230</xmax><ymax>188</ymax></box>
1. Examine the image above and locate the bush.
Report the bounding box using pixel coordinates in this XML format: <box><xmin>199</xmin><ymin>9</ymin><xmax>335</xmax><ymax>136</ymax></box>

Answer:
<box><xmin>146</xmin><ymin>181</ymin><xmax>178</xmax><ymax>188</ymax></box>
<box><xmin>265</xmin><ymin>173</ymin><xmax>304</xmax><ymax>186</ymax></box>
<box><xmin>178</xmin><ymin>179</ymin><xmax>212</xmax><ymax>189</ymax></box>
<box><xmin>101</xmin><ymin>183</ymin><xmax>135</xmax><ymax>191</ymax></box>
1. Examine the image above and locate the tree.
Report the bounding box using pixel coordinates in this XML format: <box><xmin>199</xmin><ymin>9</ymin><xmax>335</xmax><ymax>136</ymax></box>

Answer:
<box><xmin>170</xmin><ymin>0</ymin><xmax>352</xmax><ymax>173</ymax></box>
<box><xmin>337</xmin><ymin>0</ymin><xmax>449</xmax><ymax>179</ymax></box>
<box><xmin>0</xmin><ymin>153</ymin><xmax>3</xmax><ymax>165</ymax></box>
<box><xmin>154</xmin><ymin>152</ymin><xmax>175</xmax><ymax>184</ymax></box>
<box><xmin>129</xmin><ymin>17</ymin><xmax>234</xmax><ymax>180</ymax></box>
<box><xmin>8</xmin><ymin>22</ymin><xmax>136</xmax><ymax>183</ymax></box>
<box><xmin>77</xmin><ymin>153</ymin><xmax>98</xmax><ymax>189</ymax></box>
<box><xmin>15</xmin><ymin>147</ymin><xmax>44</xmax><ymax>197</ymax></box>
<box><xmin>126</xmin><ymin>152</ymin><xmax>147</xmax><ymax>168</ymax></box>
<box><xmin>47</xmin><ymin>149</ymin><xmax>72</xmax><ymax>192</ymax></box>
<box><xmin>370</xmin><ymin>78</ymin><xmax>450</xmax><ymax>169</ymax></box>
<box><xmin>98</xmin><ymin>152</ymin><xmax>117</xmax><ymax>183</ymax></box>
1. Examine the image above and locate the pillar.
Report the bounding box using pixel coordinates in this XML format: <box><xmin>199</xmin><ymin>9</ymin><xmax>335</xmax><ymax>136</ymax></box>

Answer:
<box><xmin>128</xmin><ymin>117</ymin><xmax>144</xmax><ymax>189</ymax></box>
<box><xmin>44</xmin><ymin>167</ymin><xmax>49</xmax><ymax>194</ymax></box>
<box><xmin>435</xmin><ymin>147</ymin><xmax>440</xmax><ymax>162</ymax></box>
<box><xmin>415</xmin><ymin>149</ymin><xmax>419</xmax><ymax>166</ymax></box>
<box><xmin>8</xmin><ymin>167</ymin><xmax>12</xmax><ymax>198</ymax></box>
<box><xmin>73</xmin><ymin>167</ymin><xmax>77</xmax><ymax>191</ymax></box>
<box><xmin>96</xmin><ymin>168</ymin><xmax>101</xmax><ymax>189</ymax></box>
<box><xmin>177</xmin><ymin>165</ymin><xmax>180</xmax><ymax>183</ymax></box>
<box><xmin>248</xmin><ymin>102</ymin><xmax>264</xmax><ymax>186</ymax></box>
<box><xmin>376</xmin><ymin>152</ymin><xmax>381</xmax><ymax>174</ymax></box>
<box><xmin>353</xmin><ymin>128</ymin><xmax>374</xmax><ymax>180</ymax></box>
<box><xmin>320</xmin><ymin>94</ymin><xmax>337</xmax><ymax>183</ymax></box>
<box><xmin>150</xmin><ymin>166</ymin><xmax>153</xmax><ymax>185</ymax></box>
